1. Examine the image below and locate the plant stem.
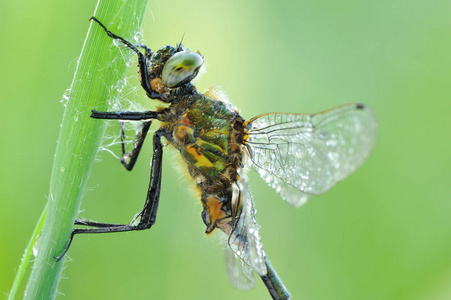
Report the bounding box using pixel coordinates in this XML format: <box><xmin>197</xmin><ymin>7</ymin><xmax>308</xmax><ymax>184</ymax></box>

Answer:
<box><xmin>8</xmin><ymin>206</ymin><xmax>46</xmax><ymax>300</ymax></box>
<box><xmin>22</xmin><ymin>0</ymin><xmax>149</xmax><ymax>299</ymax></box>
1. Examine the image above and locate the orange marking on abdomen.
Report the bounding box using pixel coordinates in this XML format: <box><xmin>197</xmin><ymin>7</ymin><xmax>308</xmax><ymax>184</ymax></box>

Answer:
<box><xmin>204</xmin><ymin>195</ymin><xmax>227</xmax><ymax>234</ymax></box>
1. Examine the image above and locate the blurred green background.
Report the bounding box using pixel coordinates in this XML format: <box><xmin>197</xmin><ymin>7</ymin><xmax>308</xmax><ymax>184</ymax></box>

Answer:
<box><xmin>1</xmin><ymin>0</ymin><xmax>450</xmax><ymax>299</ymax></box>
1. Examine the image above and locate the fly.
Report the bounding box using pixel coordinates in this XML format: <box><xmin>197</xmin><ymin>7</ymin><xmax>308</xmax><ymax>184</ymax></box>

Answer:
<box><xmin>56</xmin><ymin>17</ymin><xmax>378</xmax><ymax>300</ymax></box>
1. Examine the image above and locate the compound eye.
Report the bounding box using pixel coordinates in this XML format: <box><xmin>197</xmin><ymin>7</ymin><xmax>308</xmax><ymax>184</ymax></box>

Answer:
<box><xmin>162</xmin><ymin>51</ymin><xmax>203</xmax><ymax>88</ymax></box>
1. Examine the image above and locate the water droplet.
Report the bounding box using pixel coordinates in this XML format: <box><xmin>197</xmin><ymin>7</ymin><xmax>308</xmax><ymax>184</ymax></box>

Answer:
<box><xmin>33</xmin><ymin>232</ymin><xmax>42</xmax><ymax>257</ymax></box>
<box><xmin>114</xmin><ymin>79</ymin><xmax>125</xmax><ymax>93</ymax></box>
<box><xmin>60</xmin><ymin>88</ymin><xmax>71</xmax><ymax>107</ymax></box>
<box><xmin>134</xmin><ymin>32</ymin><xmax>143</xmax><ymax>42</ymax></box>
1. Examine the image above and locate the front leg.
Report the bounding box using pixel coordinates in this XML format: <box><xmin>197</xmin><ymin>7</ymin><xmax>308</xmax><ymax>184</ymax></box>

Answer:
<box><xmin>90</xmin><ymin>17</ymin><xmax>171</xmax><ymax>102</ymax></box>
<box><xmin>90</xmin><ymin>17</ymin><xmax>154</xmax><ymax>96</ymax></box>
<box><xmin>55</xmin><ymin>130</ymin><xmax>165</xmax><ymax>261</ymax></box>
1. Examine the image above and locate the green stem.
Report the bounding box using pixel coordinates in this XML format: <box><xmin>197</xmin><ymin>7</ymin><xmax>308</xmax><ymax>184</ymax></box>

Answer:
<box><xmin>22</xmin><ymin>0</ymin><xmax>149</xmax><ymax>299</ymax></box>
<box><xmin>8</xmin><ymin>206</ymin><xmax>46</xmax><ymax>300</ymax></box>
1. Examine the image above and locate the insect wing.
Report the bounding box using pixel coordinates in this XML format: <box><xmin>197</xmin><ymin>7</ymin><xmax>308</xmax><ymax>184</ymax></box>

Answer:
<box><xmin>246</xmin><ymin>104</ymin><xmax>378</xmax><ymax>207</ymax></box>
<box><xmin>225</xmin><ymin>247</ymin><xmax>256</xmax><ymax>290</ymax></box>
<box><xmin>227</xmin><ymin>172</ymin><xmax>267</xmax><ymax>277</ymax></box>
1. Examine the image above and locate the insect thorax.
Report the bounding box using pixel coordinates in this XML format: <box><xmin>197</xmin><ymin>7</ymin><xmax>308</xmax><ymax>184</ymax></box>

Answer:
<box><xmin>161</xmin><ymin>93</ymin><xmax>246</xmax><ymax>233</ymax></box>
<box><xmin>165</xmin><ymin>94</ymin><xmax>243</xmax><ymax>178</ymax></box>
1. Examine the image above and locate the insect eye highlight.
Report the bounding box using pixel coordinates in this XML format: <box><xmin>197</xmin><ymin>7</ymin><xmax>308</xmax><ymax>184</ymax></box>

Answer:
<box><xmin>162</xmin><ymin>51</ymin><xmax>203</xmax><ymax>88</ymax></box>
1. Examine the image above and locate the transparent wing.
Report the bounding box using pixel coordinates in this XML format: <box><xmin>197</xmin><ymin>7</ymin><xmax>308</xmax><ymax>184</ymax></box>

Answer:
<box><xmin>221</xmin><ymin>170</ymin><xmax>267</xmax><ymax>278</ymax></box>
<box><xmin>246</xmin><ymin>103</ymin><xmax>378</xmax><ymax>207</ymax></box>
<box><xmin>225</xmin><ymin>247</ymin><xmax>255</xmax><ymax>290</ymax></box>
<box><xmin>222</xmin><ymin>170</ymin><xmax>290</xmax><ymax>298</ymax></box>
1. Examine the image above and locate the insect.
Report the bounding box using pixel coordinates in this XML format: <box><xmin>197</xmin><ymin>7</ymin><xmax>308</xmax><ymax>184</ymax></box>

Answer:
<box><xmin>56</xmin><ymin>17</ymin><xmax>378</xmax><ymax>300</ymax></box>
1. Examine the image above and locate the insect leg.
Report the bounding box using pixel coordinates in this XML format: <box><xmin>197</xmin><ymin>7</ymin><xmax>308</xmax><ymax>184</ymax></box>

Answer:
<box><xmin>74</xmin><ymin>219</ymin><xmax>125</xmax><ymax>227</ymax></box>
<box><xmin>131</xmin><ymin>130</ymin><xmax>164</xmax><ymax>229</ymax></box>
<box><xmin>136</xmin><ymin>43</ymin><xmax>152</xmax><ymax>59</ymax></box>
<box><xmin>55</xmin><ymin>130</ymin><xmax>165</xmax><ymax>261</ymax></box>
<box><xmin>89</xmin><ymin>17</ymin><xmax>163</xmax><ymax>99</ymax></box>
<box><xmin>119</xmin><ymin>121</ymin><xmax>152</xmax><ymax>171</ymax></box>
<box><xmin>90</xmin><ymin>110</ymin><xmax>159</xmax><ymax>121</ymax></box>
